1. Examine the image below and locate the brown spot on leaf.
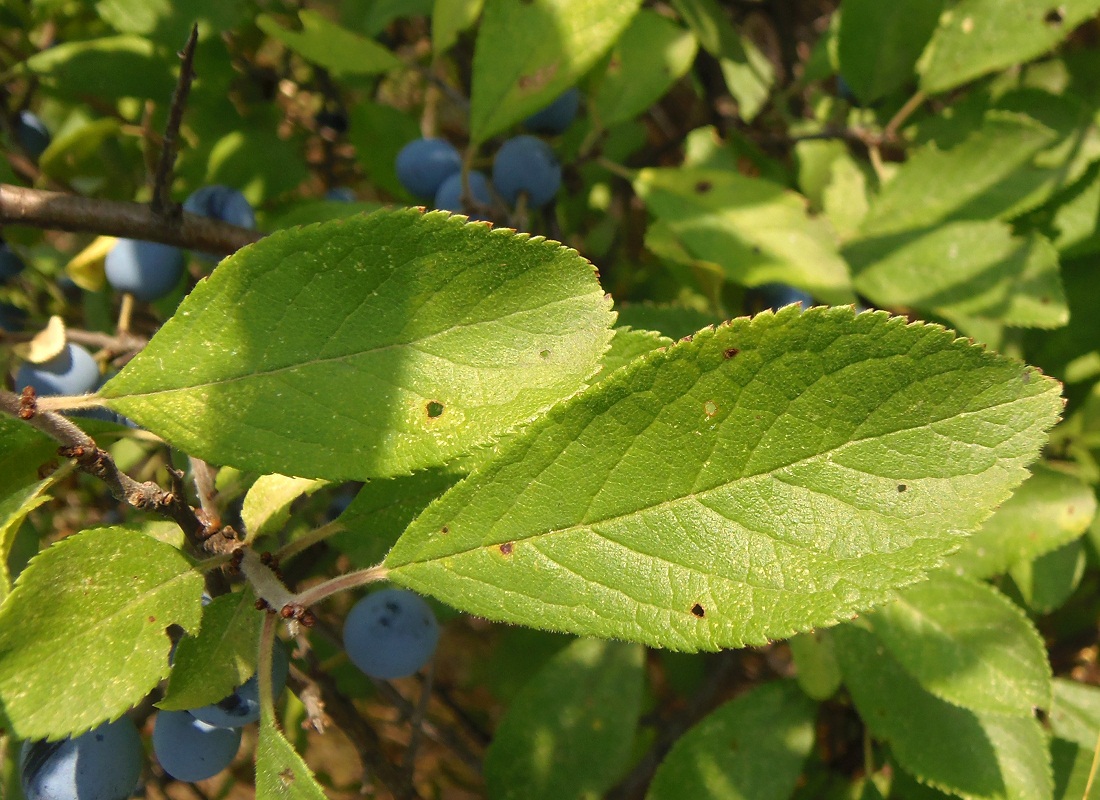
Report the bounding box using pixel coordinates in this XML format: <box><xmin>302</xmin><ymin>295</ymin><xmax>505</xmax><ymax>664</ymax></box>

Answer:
<box><xmin>694</xmin><ymin>180</ymin><xmax>713</xmax><ymax>194</ymax></box>
<box><xmin>279</xmin><ymin>769</ymin><xmax>295</xmax><ymax>786</ymax></box>
<box><xmin>723</xmin><ymin>348</ymin><xmax>739</xmax><ymax>359</ymax></box>
<box><xmin>540</xmin><ymin>349</ymin><xmax>552</xmax><ymax>359</ymax></box>
<box><xmin>440</xmin><ymin>525</ymin><xmax>450</xmax><ymax>535</ymax></box>
<box><xmin>499</xmin><ymin>542</ymin><xmax>514</xmax><ymax>556</ymax></box>
<box><xmin>517</xmin><ymin>64</ymin><xmax>559</xmax><ymax>93</ymax></box>
<box><xmin>148</xmin><ymin>616</ymin><xmax>156</xmax><ymax>623</ymax></box>
<box><xmin>704</xmin><ymin>400</ymin><xmax>719</xmax><ymax>418</ymax></box>
<box><xmin>691</xmin><ymin>603</ymin><xmax>705</xmax><ymax>618</ymax></box>
<box><xmin>1045</xmin><ymin>6</ymin><xmax>1065</xmax><ymax>24</ymax></box>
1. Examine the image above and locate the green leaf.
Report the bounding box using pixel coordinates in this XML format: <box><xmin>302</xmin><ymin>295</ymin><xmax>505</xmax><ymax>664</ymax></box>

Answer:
<box><xmin>614</xmin><ymin>303</ymin><xmax>724</xmax><ymax>341</ymax></box>
<box><xmin>591</xmin><ymin>10</ymin><xmax>697</xmax><ymax>129</ymax></box>
<box><xmin>158</xmin><ymin>591</ymin><xmax>261</xmax><ymax>711</ymax></box>
<box><xmin>1051</xmin><ymin>738</ymin><xmax>1100</xmax><ymax>800</ymax></box>
<box><xmin>95</xmin><ymin>0</ymin><xmax>248</xmax><ymax>46</ymax></box>
<box><xmin>869</xmin><ymin>573</ymin><xmax>1051</xmax><ymax>716</ymax></box>
<box><xmin>671</xmin><ymin>0</ymin><xmax>774</xmax><ymax>122</ymax></box>
<box><xmin>1050</xmin><ymin>678</ymin><xmax>1100</xmax><ymax>748</ymax></box>
<box><xmin>257</xmin><ymin>11</ymin><xmax>402</xmax><ymax>76</ymax></box>
<box><xmin>646</xmin><ymin>680</ymin><xmax>817</xmax><ymax>800</ymax></box>
<box><xmin>1009</xmin><ymin>538</ymin><xmax>1087</xmax><ymax>613</ymax></box>
<box><xmin>836</xmin><ymin>0</ymin><xmax>946</xmax><ymax>103</ymax></box>
<box><xmin>386</xmin><ymin>307</ymin><xmax>1061</xmax><ymax>650</ymax></box>
<box><xmin>330</xmin><ymin>468</ymin><xmax>462</xmax><ymax>568</ymax></box>
<box><xmin>24</xmin><ymin>35</ymin><xmax>177</xmax><ymax>101</ymax></box>
<box><xmin>858</xmin><ymin>113</ymin><xmax>1059</xmax><ymax>239</ymax></box>
<box><xmin>634</xmin><ymin>167</ymin><xmax>853</xmax><ymax>303</ymax></box>
<box><xmin>242</xmin><ymin>475</ymin><xmax>327</xmax><ymax>541</ymax></box>
<box><xmin>788</xmin><ymin>630</ymin><xmax>842</xmax><ymax>701</ymax></box>
<box><xmin>835</xmin><ymin>622</ymin><xmax>1052</xmax><ymax>800</ymax></box>
<box><xmin>0</xmin><ymin>527</ymin><xmax>203</xmax><ymax>739</ymax></box>
<box><xmin>347</xmin><ymin>102</ymin><xmax>422</xmax><ymax>201</ymax></box>
<box><xmin>204</xmin><ymin>116</ymin><xmax>310</xmax><ymax>205</ymax></box>
<box><xmin>101</xmin><ymin>210</ymin><xmax>615</xmax><ymax>481</ymax></box>
<box><xmin>469</xmin><ymin>0</ymin><xmax>643</xmax><ymax>143</ymax></box>
<box><xmin>0</xmin><ymin>477</ymin><xmax>54</xmax><ymax>604</ymax></box>
<box><xmin>597</xmin><ymin>327</ymin><xmax>673</xmax><ymax>382</ymax></box>
<box><xmin>848</xmin><ymin>224</ymin><xmax>1069</xmax><ymax>329</ymax></box>
<box><xmin>433</xmin><ymin>0</ymin><xmax>485</xmax><ymax>53</ymax></box>
<box><xmin>944</xmin><ymin>464</ymin><xmax>1096</xmax><ymax>579</ymax></box>
<box><xmin>918</xmin><ymin>0</ymin><xmax>1100</xmax><ymax>94</ymax></box>
<box><xmin>0</xmin><ymin>419</ymin><xmax>52</xmax><ymax>501</ymax></box>
<box><xmin>256</xmin><ymin>710</ymin><xmax>329</xmax><ymax>800</ymax></box>
<box><xmin>483</xmin><ymin>638</ymin><xmax>644</xmax><ymax>800</ymax></box>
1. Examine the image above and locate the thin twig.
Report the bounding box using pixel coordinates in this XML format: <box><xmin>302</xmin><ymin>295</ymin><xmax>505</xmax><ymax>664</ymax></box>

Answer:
<box><xmin>0</xmin><ymin>183</ymin><xmax>263</xmax><ymax>256</ymax></box>
<box><xmin>883</xmin><ymin>89</ymin><xmax>927</xmax><ymax>143</ymax></box>
<box><xmin>151</xmin><ymin>24</ymin><xmax>199</xmax><ymax>217</ymax></box>
<box><xmin>399</xmin><ymin>659</ymin><xmax>435</xmax><ymax>798</ymax></box>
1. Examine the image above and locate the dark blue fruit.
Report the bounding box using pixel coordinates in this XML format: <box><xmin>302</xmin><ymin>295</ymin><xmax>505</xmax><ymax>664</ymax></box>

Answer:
<box><xmin>434</xmin><ymin>170</ymin><xmax>492</xmax><ymax>219</ymax></box>
<box><xmin>188</xmin><ymin>644</ymin><xmax>290</xmax><ymax>728</ymax></box>
<box><xmin>524</xmin><ymin>88</ymin><xmax>580</xmax><ymax>134</ymax></box>
<box><xmin>153</xmin><ymin>710</ymin><xmax>242</xmax><ymax>782</ymax></box>
<box><xmin>343</xmin><ymin>588</ymin><xmax>440</xmax><ymax>680</ymax></box>
<box><xmin>16</xmin><ymin>343</ymin><xmax>100</xmax><ymax>396</ymax></box>
<box><xmin>395</xmin><ymin>138</ymin><xmax>463</xmax><ymax>199</ymax></box>
<box><xmin>21</xmin><ymin>717</ymin><xmax>143</xmax><ymax>800</ymax></box>
<box><xmin>16</xmin><ymin>110</ymin><xmax>51</xmax><ymax>158</ymax></box>
<box><xmin>104</xmin><ymin>238</ymin><xmax>185</xmax><ymax>301</ymax></box>
<box><xmin>325</xmin><ymin>187</ymin><xmax>357</xmax><ymax>202</ymax></box>
<box><xmin>183</xmin><ymin>185</ymin><xmax>256</xmax><ymax>230</ymax></box>
<box><xmin>744</xmin><ymin>283</ymin><xmax>815</xmax><ymax>314</ymax></box>
<box><xmin>492</xmin><ymin>135</ymin><xmax>561</xmax><ymax>208</ymax></box>
<box><xmin>0</xmin><ymin>241</ymin><xmax>26</xmax><ymax>281</ymax></box>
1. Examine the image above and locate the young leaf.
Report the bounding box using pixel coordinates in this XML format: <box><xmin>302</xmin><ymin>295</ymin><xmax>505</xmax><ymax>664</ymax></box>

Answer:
<box><xmin>101</xmin><ymin>210</ymin><xmax>615</xmax><ymax>481</ymax></box>
<box><xmin>1050</xmin><ymin>738</ymin><xmax>1100</xmax><ymax>800</ymax></box>
<box><xmin>788</xmin><ymin>630</ymin><xmax>842</xmax><ymax>701</ymax></box>
<box><xmin>634</xmin><ymin>167</ymin><xmax>853</xmax><ymax>303</ymax></box>
<box><xmin>918</xmin><ymin>0</ymin><xmax>1100</xmax><ymax>94</ymax></box>
<box><xmin>1050</xmin><ymin>678</ymin><xmax>1100</xmax><ymax>748</ymax></box>
<box><xmin>483</xmin><ymin>638</ymin><xmax>644</xmax><ymax>800</ymax></box>
<box><xmin>256</xmin><ymin>710</ymin><xmax>329</xmax><ymax>800</ymax></box>
<box><xmin>0</xmin><ymin>526</ymin><xmax>203</xmax><ymax>739</ymax></box>
<box><xmin>242</xmin><ymin>474</ymin><xmax>327</xmax><ymax>542</ymax></box>
<box><xmin>469</xmin><ymin>0</ymin><xmax>642</xmax><ymax>143</ymax></box>
<box><xmin>943</xmin><ymin>464</ymin><xmax>1095</xmax><ymax>579</ymax></box>
<box><xmin>868</xmin><ymin>573</ymin><xmax>1051</xmax><ymax>716</ymax></box>
<box><xmin>433</xmin><ymin>0</ymin><xmax>485</xmax><ymax>54</ymax></box>
<box><xmin>1009</xmin><ymin>539</ymin><xmax>1087</xmax><ymax>613</ymax></box>
<box><xmin>835</xmin><ymin>622</ymin><xmax>1052</xmax><ymax>800</ymax></box>
<box><xmin>0</xmin><ymin>477</ymin><xmax>54</xmax><ymax>603</ymax></box>
<box><xmin>597</xmin><ymin>327</ymin><xmax>673</xmax><ymax>382</ymax></box>
<box><xmin>23</xmin><ymin>35</ymin><xmax>176</xmax><ymax>102</ymax></box>
<box><xmin>386</xmin><ymin>307</ymin><xmax>1061</xmax><ymax>650</ymax></box>
<box><xmin>158</xmin><ymin>591</ymin><xmax>261</xmax><ymax>711</ymax></box>
<box><xmin>646</xmin><ymin>680</ymin><xmax>817</xmax><ymax>800</ymax></box>
<box><xmin>0</xmin><ymin>416</ymin><xmax>56</xmax><ymax>498</ymax></box>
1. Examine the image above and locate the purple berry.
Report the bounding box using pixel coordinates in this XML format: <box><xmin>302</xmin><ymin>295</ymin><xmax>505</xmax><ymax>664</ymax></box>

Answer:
<box><xmin>183</xmin><ymin>185</ymin><xmax>256</xmax><ymax>230</ymax></box>
<box><xmin>492</xmin><ymin>136</ymin><xmax>561</xmax><ymax>208</ymax></box>
<box><xmin>16</xmin><ymin>110</ymin><xmax>51</xmax><ymax>158</ymax></box>
<box><xmin>21</xmin><ymin>718</ymin><xmax>142</xmax><ymax>800</ymax></box>
<box><xmin>395</xmin><ymin>138</ymin><xmax>463</xmax><ymax>198</ymax></box>
<box><xmin>524</xmin><ymin>88</ymin><xmax>580</xmax><ymax>134</ymax></box>
<box><xmin>343</xmin><ymin>588</ymin><xmax>439</xmax><ymax>680</ymax></box>
<box><xmin>16</xmin><ymin>343</ymin><xmax>100</xmax><ymax>397</ymax></box>
<box><xmin>105</xmin><ymin>238</ymin><xmax>185</xmax><ymax>301</ymax></box>
<box><xmin>434</xmin><ymin>170</ymin><xmax>493</xmax><ymax>219</ymax></box>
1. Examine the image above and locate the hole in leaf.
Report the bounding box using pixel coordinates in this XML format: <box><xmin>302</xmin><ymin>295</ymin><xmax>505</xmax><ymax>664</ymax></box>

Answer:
<box><xmin>440</xmin><ymin>525</ymin><xmax>450</xmax><ymax>535</ymax></box>
<box><xmin>704</xmin><ymin>400</ymin><xmax>719</xmax><ymax>418</ymax></box>
<box><xmin>1045</xmin><ymin>7</ymin><xmax>1064</xmax><ymax>24</ymax></box>
<box><xmin>499</xmin><ymin>542</ymin><xmax>514</xmax><ymax>556</ymax></box>
<box><xmin>694</xmin><ymin>180</ymin><xmax>712</xmax><ymax>193</ymax></box>
<box><xmin>723</xmin><ymin>348</ymin><xmax>739</xmax><ymax>359</ymax></box>
<box><xmin>897</xmin><ymin>484</ymin><xmax>907</xmax><ymax>493</ymax></box>
<box><xmin>539</xmin><ymin>349</ymin><xmax>552</xmax><ymax>359</ymax></box>
<box><xmin>426</xmin><ymin>401</ymin><xmax>444</xmax><ymax>419</ymax></box>
<box><xmin>691</xmin><ymin>603</ymin><xmax>705</xmax><ymax>618</ymax></box>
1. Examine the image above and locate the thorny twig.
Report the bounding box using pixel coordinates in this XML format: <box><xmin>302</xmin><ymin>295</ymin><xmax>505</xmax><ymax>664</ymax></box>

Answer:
<box><xmin>150</xmin><ymin>24</ymin><xmax>199</xmax><ymax>217</ymax></box>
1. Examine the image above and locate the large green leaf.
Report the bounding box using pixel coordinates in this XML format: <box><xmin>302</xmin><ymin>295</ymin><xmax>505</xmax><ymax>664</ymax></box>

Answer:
<box><xmin>0</xmin><ymin>527</ymin><xmax>203</xmax><ymax>739</ymax></box>
<box><xmin>0</xmin><ymin>417</ymin><xmax>55</xmax><ymax>499</ymax></box>
<box><xmin>24</xmin><ymin>35</ymin><xmax>176</xmax><ymax>101</ymax></box>
<box><xmin>95</xmin><ymin>0</ymin><xmax>248</xmax><ymax>46</ymax></box>
<box><xmin>433</xmin><ymin>0</ymin><xmax>485</xmax><ymax>53</ymax></box>
<box><xmin>918</xmin><ymin>0</ymin><xmax>1100</xmax><ymax>94</ymax></box>
<box><xmin>646</xmin><ymin>680</ymin><xmax>817</xmax><ymax>800</ymax></box>
<box><xmin>869</xmin><ymin>573</ymin><xmax>1050</xmax><ymax>716</ymax></box>
<box><xmin>257</xmin><ymin>11</ymin><xmax>402</xmax><ymax>76</ymax></box>
<box><xmin>158</xmin><ymin>590</ymin><xmax>261</xmax><ymax>711</ymax></box>
<box><xmin>944</xmin><ymin>464</ymin><xmax>1096</xmax><ymax>579</ymax></box>
<box><xmin>591</xmin><ymin>10</ymin><xmax>697</xmax><ymax>129</ymax></box>
<box><xmin>386</xmin><ymin>307</ymin><xmax>1061</xmax><ymax>650</ymax></box>
<box><xmin>635</xmin><ymin>167</ymin><xmax>853</xmax><ymax>303</ymax></box>
<box><xmin>836</xmin><ymin>623</ymin><xmax>1052</xmax><ymax>800</ymax></box>
<box><xmin>469</xmin><ymin>0</ymin><xmax>643</xmax><ymax>143</ymax></box>
<box><xmin>1050</xmin><ymin>678</ymin><xmax>1100</xmax><ymax>748</ymax></box>
<box><xmin>483</xmin><ymin>638</ymin><xmax>644</xmax><ymax>799</ymax></box>
<box><xmin>101</xmin><ymin>210</ymin><xmax>615</xmax><ymax>481</ymax></box>
<box><xmin>836</xmin><ymin>0</ymin><xmax>945</xmax><ymax>104</ymax></box>
<box><xmin>256</xmin><ymin>710</ymin><xmax>329</xmax><ymax>800</ymax></box>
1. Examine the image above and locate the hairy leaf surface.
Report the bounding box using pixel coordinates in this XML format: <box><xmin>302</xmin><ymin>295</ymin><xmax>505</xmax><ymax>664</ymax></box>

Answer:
<box><xmin>0</xmin><ymin>527</ymin><xmax>202</xmax><ymax>739</ymax></box>
<box><xmin>101</xmin><ymin>210</ymin><xmax>615</xmax><ymax>481</ymax></box>
<box><xmin>387</xmin><ymin>307</ymin><xmax>1061</xmax><ymax>650</ymax></box>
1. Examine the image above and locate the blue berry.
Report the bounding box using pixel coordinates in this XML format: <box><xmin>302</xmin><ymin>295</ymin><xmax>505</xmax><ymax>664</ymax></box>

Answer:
<box><xmin>183</xmin><ymin>185</ymin><xmax>256</xmax><ymax>230</ymax></box>
<box><xmin>153</xmin><ymin>710</ymin><xmax>241</xmax><ymax>782</ymax></box>
<box><xmin>105</xmin><ymin>238</ymin><xmax>185</xmax><ymax>301</ymax></box>
<box><xmin>21</xmin><ymin>717</ymin><xmax>143</xmax><ymax>800</ymax></box>
<box><xmin>744</xmin><ymin>284</ymin><xmax>815</xmax><ymax>314</ymax></box>
<box><xmin>325</xmin><ymin>187</ymin><xmax>357</xmax><ymax>202</ymax></box>
<box><xmin>492</xmin><ymin>136</ymin><xmax>561</xmax><ymax>208</ymax></box>
<box><xmin>395</xmin><ymin>138</ymin><xmax>463</xmax><ymax>198</ymax></box>
<box><xmin>434</xmin><ymin>170</ymin><xmax>492</xmax><ymax>219</ymax></box>
<box><xmin>343</xmin><ymin>588</ymin><xmax>439</xmax><ymax>680</ymax></box>
<box><xmin>524</xmin><ymin>88</ymin><xmax>580</xmax><ymax>134</ymax></box>
<box><xmin>189</xmin><ymin>644</ymin><xmax>290</xmax><ymax>728</ymax></box>
<box><xmin>16</xmin><ymin>110</ymin><xmax>51</xmax><ymax>158</ymax></box>
<box><xmin>0</xmin><ymin>241</ymin><xmax>26</xmax><ymax>281</ymax></box>
<box><xmin>16</xmin><ymin>343</ymin><xmax>100</xmax><ymax>397</ymax></box>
